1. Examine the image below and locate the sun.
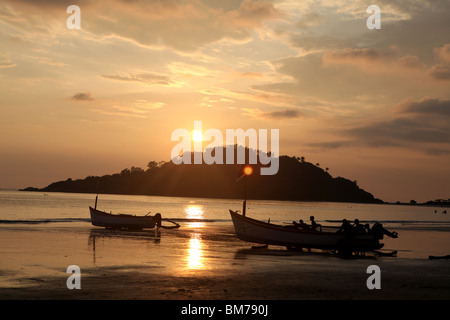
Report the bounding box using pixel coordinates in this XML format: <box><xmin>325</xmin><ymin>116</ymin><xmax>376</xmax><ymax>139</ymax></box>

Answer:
<box><xmin>192</xmin><ymin>130</ymin><xmax>203</xmax><ymax>142</ymax></box>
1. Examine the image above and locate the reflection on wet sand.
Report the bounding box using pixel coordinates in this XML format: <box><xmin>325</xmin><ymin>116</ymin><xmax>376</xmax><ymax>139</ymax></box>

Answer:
<box><xmin>187</xmin><ymin>233</ymin><xmax>204</xmax><ymax>270</ymax></box>
<box><xmin>88</xmin><ymin>228</ymin><xmax>161</xmax><ymax>265</ymax></box>
<box><xmin>184</xmin><ymin>205</ymin><xmax>208</xmax><ymax>270</ymax></box>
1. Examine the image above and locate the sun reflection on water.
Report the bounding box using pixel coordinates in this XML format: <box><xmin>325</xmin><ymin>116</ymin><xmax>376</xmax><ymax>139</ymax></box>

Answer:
<box><xmin>185</xmin><ymin>205</ymin><xmax>205</xmax><ymax>228</ymax></box>
<box><xmin>184</xmin><ymin>205</ymin><xmax>207</xmax><ymax>270</ymax></box>
<box><xmin>187</xmin><ymin>233</ymin><xmax>204</xmax><ymax>270</ymax></box>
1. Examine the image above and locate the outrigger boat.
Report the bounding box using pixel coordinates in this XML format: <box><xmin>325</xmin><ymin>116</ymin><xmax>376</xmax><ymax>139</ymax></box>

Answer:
<box><xmin>89</xmin><ymin>195</ymin><xmax>180</xmax><ymax>230</ymax></box>
<box><xmin>229</xmin><ymin>166</ymin><xmax>397</xmax><ymax>255</ymax></box>
<box><xmin>229</xmin><ymin>204</ymin><xmax>397</xmax><ymax>255</ymax></box>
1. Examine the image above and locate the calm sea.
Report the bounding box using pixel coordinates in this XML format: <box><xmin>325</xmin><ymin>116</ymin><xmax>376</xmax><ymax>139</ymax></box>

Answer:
<box><xmin>1</xmin><ymin>190</ymin><xmax>449</xmax><ymax>259</ymax></box>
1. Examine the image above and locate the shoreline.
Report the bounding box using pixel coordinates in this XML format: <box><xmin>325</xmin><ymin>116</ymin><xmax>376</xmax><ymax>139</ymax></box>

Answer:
<box><xmin>1</xmin><ymin>225</ymin><xmax>450</xmax><ymax>300</ymax></box>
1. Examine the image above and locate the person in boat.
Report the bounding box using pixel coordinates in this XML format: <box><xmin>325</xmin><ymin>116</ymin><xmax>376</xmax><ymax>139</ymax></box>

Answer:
<box><xmin>371</xmin><ymin>222</ymin><xmax>398</xmax><ymax>239</ymax></box>
<box><xmin>309</xmin><ymin>216</ymin><xmax>321</xmax><ymax>231</ymax></box>
<box><xmin>337</xmin><ymin>219</ymin><xmax>353</xmax><ymax>235</ymax></box>
<box><xmin>353</xmin><ymin>219</ymin><xmax>368</xmax><ymax>233</ymax></box>
<box><xmin>293</xmin><ymin>219</ymin><xmax>310</xmax><ymax>230</ymax></box>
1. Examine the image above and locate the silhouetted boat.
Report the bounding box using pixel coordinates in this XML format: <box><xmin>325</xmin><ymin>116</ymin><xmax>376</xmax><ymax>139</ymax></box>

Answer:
<box><xmin>229</xmin><ymin>209</ymin><xmax>391</xmax><ymax>254</ymax></box>
<box><xmin>89</xmin><ymin>206</ymin><xmax>163</xmax><ymax>230</ymax></box>
<box><xmin>89</xmin><ymin>195</ymin><xmax>179</xmax><ymax>230</ymax></box>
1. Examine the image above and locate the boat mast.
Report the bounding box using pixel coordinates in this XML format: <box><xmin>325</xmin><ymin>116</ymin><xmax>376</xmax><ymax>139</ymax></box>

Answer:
<box><xmin>94</xmin><ymin>181</ymin><xmax>99</xmax><ymax>210</ymax></box>
<box><xmin>237</xmin><ymin>165</ymin><xmax>253</xmax><ymax>216</ymax></box>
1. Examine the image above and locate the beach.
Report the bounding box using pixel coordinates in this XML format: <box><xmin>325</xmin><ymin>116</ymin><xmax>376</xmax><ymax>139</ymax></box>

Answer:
<box><xmin>1</xmin><ymin>222</ymin><xmax>450</xmax><ymax>301</ymax></box>
<box><xmin>1</xmin><ymin>191</ymin><xmax>450</xmax><ymax>303</ymax></box>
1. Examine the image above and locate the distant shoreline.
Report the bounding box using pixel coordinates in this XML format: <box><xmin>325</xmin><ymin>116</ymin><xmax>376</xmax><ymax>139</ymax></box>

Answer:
<box><xmin>9</xmin><ymin>148</ymin><xmax>449</xmax><ymax>208</ymax></box>
<box><xmin>13</xmin><ymin>188</ymin><xmax>450</xmax><ymax>208</ymax></box>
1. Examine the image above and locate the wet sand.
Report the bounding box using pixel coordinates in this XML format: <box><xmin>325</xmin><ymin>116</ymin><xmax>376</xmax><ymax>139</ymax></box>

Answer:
<box><xmin>1</xmin><ymin>223</ymin><xmax>450</xmax><ymax>300</ymax></box>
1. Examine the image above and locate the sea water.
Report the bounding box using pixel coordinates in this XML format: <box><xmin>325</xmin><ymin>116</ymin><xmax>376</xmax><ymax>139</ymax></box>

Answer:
<box><xmin>1</xmin><ymin>190</ymin><xmax>450</xmax><ymax>264</ymax></box>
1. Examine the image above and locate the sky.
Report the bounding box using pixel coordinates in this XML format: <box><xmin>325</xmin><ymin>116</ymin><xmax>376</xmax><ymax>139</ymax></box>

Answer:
<box><xmin>0</xmin><ymin>0</ymin><xmax>449</xmax><ymax>203</ymax></box>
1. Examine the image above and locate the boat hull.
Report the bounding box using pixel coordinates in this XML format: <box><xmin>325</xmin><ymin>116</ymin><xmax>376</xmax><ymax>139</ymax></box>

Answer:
<box><xmin>229</xmin><ymin>210</ymin><xmax>383</xmax><ymax>252</ymax></box>
<box><xmin>89</xmin><ymin>206</ymin><xmax>159</xmax><ymax>229</ymax></box>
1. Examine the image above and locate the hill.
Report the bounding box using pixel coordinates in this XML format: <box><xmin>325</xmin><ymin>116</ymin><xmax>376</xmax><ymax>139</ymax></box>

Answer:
<box><xmin>21</xmin><ymin>146</ymin><xmax>383</xmax><ymax>203</ymax></box>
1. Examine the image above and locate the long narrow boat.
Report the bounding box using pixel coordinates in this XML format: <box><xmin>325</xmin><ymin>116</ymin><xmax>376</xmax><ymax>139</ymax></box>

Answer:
<box><xmin>89</xmin><ymin>195</ymin><xmax>179</xmax><ymax>230</ymax></box>
<box><xmin>229</xmin><ymin>209</ymin><xmax>394</xmax><ymax>254</ymax></box>
<box><xmin>89</xmin><ymin>206</ymin><xmax>162</xmax><ymax>230</ymax></box>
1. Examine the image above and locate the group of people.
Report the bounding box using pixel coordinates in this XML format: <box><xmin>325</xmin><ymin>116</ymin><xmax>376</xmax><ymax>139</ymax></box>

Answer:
<box><xmin>292</xmin><ymin>216</ymin><xmax>321</xmax><ymax>231</ymax></box>
<box><xmin>336</xmin><ymin>218</ymin><xmax>369</xmax><ymax>234</ymax></box>
<box><xmin>292</xmin><ymin>217</ymin><xmax>398</xmax><ymax>238</ymax></box>
<box><xmin>337</xmin><ymin>219</ymin><xmax>398</xmax><ymax>238</ymax></box>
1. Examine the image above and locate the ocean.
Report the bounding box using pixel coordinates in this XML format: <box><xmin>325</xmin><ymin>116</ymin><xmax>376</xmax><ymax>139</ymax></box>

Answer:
<box><xmin>1</xmin><ymin>190</ymin><xmax>450</xmax><ymax>296</ymax></box>
<box><xmin>1</xmin><ymin>190</ymin><xmax>449</xmax><ymax>257</ymax></box>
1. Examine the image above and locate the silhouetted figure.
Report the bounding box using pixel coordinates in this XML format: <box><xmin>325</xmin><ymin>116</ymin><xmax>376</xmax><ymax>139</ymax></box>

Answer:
<box><xmin>353</xmin><ymin>219</ymin><xmax>366</xmax><ymax>233</ymax></box>
<box><xmin>337</xmin><ymin>219</ymin><xmax>353</xmax><ymax>235</ymax></box>
<box><xmin>372</xmin><ymin>222</ymin><xmax>398</xmax><ymax>239</ymax></box>
<box><xmin>293</xmin><ymin>219</ymin><xmax>309</xmax><ymax>230</ymax></box>
<box><xmin>154</xmin><ymin>213</ymin><xmax>162</xmax><ymax>228</ymax></box>
<box><xmin>309</xmin><ymin>216</ymin><xmax>321</xmax><ymax>231</ymax></box>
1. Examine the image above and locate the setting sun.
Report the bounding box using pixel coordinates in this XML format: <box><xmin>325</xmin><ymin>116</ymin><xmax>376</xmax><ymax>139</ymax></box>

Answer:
<box><xmin>192</xmin><ymin>130</ymin><xmax>203</xmax><ymax>142</ymax></box>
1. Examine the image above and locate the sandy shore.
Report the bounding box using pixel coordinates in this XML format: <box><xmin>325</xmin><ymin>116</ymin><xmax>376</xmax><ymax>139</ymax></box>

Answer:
<box><xmin>2</xmin><ymin>256</ymin><xmax>450</xmax><ymax>300</ymax></box>
<box><xmin>1</xmin><ymin>224</ymin><xmax>450</xmax><ymax>301</ymax></box>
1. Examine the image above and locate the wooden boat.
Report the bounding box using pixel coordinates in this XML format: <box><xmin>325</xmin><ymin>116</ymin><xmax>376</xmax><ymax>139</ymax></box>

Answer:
<box><xmin>89</xmin><ymin>195</ymin><xmax>180</xmax><ymax>230</ymax></box>
<box><xmin>229</xmin><ymin>209</ymin><xmax>391</xmax><ymax>254</ymax></box>
<box><xmin>89</xmin><ymin>206</ymin><xmax>162</xmax><ymax>230</ymax></box>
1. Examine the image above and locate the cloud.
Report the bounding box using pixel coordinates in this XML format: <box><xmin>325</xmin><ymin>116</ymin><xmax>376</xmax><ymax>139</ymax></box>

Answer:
<box><xmin>88</xmin><ymin>0</ymin><xmax>281</xmax><ymax>51</ymax></box>
<box><xmin>394</xmin><ymin>55</ymin><xmax>424</xmax><ymax>69</ymax></box>
<box><xmin>237</xmin><ymin>71</ymin><xmax>264</xmax><ymax>78</ymax></box>
<box><xmin>434</xmin><ymin>43</ymin><xmax>450</xmax><ymax>63</ymax></box>
<box><xmin>322</xmin><ymin>48</ymin><xmax>393</xmax><ymax>68</ymax></box>
<box><xmin>308</xmin><ymin>97</ymin><xmax>450</xmax><ymax>154</ymax></box>
<box><xmin>296</xmin><ymin>12</ymin><xmax>324</xmax><ymax>30</ymax></box>
<box><xmin>322</xmin><ymin>48</ymin><xmax>430</xmax><ymax>78</ymax></box>
<box><xmin>346</xmin><ymin>117</ymin><xmax>450</xmax><ymax>146</ymax></box>
<box><xmin>396</xmin><ymin>97</ymin><xmax>450</xmax><ymax>117</ymax></box>
<box><xmin>0</xmin><ymin>53</ymin><xmax>15</xmax><ymax>68</ymax></box>
<box><xmin>102</xmin><ymin>73</ymin><xmax>175</xmax><ymax>86</ymax></box>
<box><xmin>343</xmin><ymin>98</ymin><xmax>450</xmax><ymax>149</ymax></box>
<box><xmin>261</xmin><ymin>108</ymin><xmax>302</xmax><ymax>119</ymax></box>
<box><xmin>71</xmin><ymin>92</ymin><xmax>94</xmax><ymax>101</ymax></box>
<box><xmin>307</xmin><ymin>140</ymin><xmax>353</xmax><ymax>149</ymax></box>
<box><xmin>93</xmin><ymin>99</ymin><xmax>165</xmax><ymax>118</ymax></box>
<box><xmin>2</xmin><ymin>0</ymin><xmax>281</xmax><ymax>52</ymax></box>
<box><xmin>201</xmin><ymin>87</ymin><xmax>296</xmax><ymax>108</ymax></box>
<box><xmin>225</xmin><ymin>0</ymin><xmax>282</xmax><ymax>28</ymax></box>
<box><xmin>427</xmin><ymin>65</ymin><xmax>450</xmax><ymax>81</ymax></box>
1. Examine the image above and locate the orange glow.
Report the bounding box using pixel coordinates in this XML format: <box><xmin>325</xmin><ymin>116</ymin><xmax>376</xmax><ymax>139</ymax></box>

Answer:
<box><xmin>243</xmin><ymin>166</ymin><xmax>253</xmax><ymax>176</ymax></box>
<box><xmin>185</xmin><ymin>205</ymin><xmax>205</xmax><ymax>228</ymax></box>
<box><xmin>192</xmin><ymin>130</ymin><xmax>203</xmax><ymax>142</ymax></box>
<box><xmin>187</xmin><ymin>233</ymin><xmax>204</xmax><ymax>270</ymax></box>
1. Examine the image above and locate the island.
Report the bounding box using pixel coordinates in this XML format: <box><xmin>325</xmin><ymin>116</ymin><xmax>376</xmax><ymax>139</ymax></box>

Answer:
<box><xmin>21</xmin><ymin>146</ymin><xmax>383</xmax><ymax>204</ymax></box>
